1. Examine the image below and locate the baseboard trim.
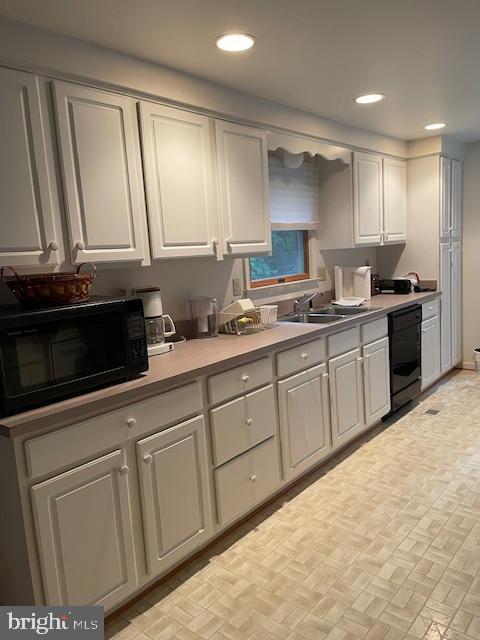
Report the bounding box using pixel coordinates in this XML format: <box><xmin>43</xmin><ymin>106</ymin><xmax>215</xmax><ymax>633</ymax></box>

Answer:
<box><xmin>462</xmin><ymin>361</ymin><xmax>475</xmax><ymax>370</ymax></box>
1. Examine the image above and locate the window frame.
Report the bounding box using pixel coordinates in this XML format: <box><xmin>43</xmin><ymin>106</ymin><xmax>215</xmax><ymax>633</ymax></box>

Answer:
<box><xmin>247</xmin><ymin>230</ymin><xmax>311</xmax><ymax>289</ymax></box>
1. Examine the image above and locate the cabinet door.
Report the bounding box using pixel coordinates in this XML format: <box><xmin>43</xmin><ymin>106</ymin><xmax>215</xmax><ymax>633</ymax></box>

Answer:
<box><xmin>278</xmin><ymin>363</ymin><xmax>331</xmax><ymax>481</ymax></box>
<box><xmin>137</xmin><ymin>416</ymin><xmax>212</xmax><ymax>577</ymax></box>
<box><xmin>383</xmin><ymin>157</ymin><xmax>407</xmax><ymax>244</ymax></box>
<box><xmin>0</xmin><ymin>68</ymin><xmax>60</xmax><ymax>266</ymax></box>
<box><xmin>451</xmin><ymin>160</ymin><xmax>463</xmax><ymax>240</ymax></box>
<box><xmin>353</xmin><ymin>152</ymin><xmax>383</xmax><ymax>245</ymax></box>
<box><xmin>215</xmin><ymin>120</ymin><xmax>271</xmax><ymax>255</ymax></box>
<box><xmin>329</xmin><ymin>348</ymin><xmax>365</xmax><ymax>449</ymax></box>
<box><xmin>440</xmin><ymin>242</ymin><xmax>452</xmax><ymax>372</ymax></box>
<box><xmin>139</xmin><ymin>102</ymin><xmax>219</xmax><ymax>259</ymax></box>
<box><xmin>440</xmin><ymin>157</ymin><xmax>452</xmax><ymax>240</ymax></box>
<box><xmin>421</xmin><ymin>316</ymin><xmax>441</xmax><ymax>389</ymax></box>
<box><xmin>31</xmin><ymin>450</ymin><xmax>137</xmax><ymax>609</ymax></box>
<box><xmin>363</xmin><ymin>337</ymin><xmax>391</xmax><ymax>426</ymax></box>
<box><xmin>53</xmin><ymin>81</ymin><xmax>147</xmax><ymax>263</ymax></box>
<box><xmin>451</xmin><ymin>241</ymin><xmax>462</xmax><ymax>366</ymax></box>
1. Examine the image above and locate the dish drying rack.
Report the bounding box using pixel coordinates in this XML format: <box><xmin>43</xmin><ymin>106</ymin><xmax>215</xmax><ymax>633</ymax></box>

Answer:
<box><xmin>219</xmin><ymin>305</ymin><xmax>278</xmax><ymax>336</ymax></box>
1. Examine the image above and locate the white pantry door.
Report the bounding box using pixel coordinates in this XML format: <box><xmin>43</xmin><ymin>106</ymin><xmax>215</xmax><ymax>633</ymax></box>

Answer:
<box><xmin>215</xmin><ymin>120</ymin><xmax>271</xmax><ymax>256</ymax></box>
<box><xmin>53</xmin><ymin>81</ymin><xmax>147</xmax><ymax>263</ymax></box>
<box><xmin>440</xmin><ymin>242</ymin><xmax>453</xmax><ymax>372</ymax></box>
<box><xmin>139</xmin><ymin>102</ymin><xmax>219</xmax><ymax>259</ymax></box>
<box><xmin>0</xmin><ymin>68</ymin><xmax>60</xmax><ymax>266</ymax></box>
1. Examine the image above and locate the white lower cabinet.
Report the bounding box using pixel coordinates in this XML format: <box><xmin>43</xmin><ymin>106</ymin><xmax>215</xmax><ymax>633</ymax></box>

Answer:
<box><xmin>329</xmin><ymin>348</ymin><xmax>365</xmax><ymax>448</ymax></box>
<box><xmin>278</xmin><ymin>363</ymin><xmax>331</xmax><ymax>481</ymax></box>
<box><xmin>421</xmin><ymin>316</ymin><xmax>441</xmax><ymax>389</ymax></box>
<box><xmin>363</xmin><ymin>337</ymin><xmax>391</xmax><ymax>427</ymax></box>
<box><xmin>31</xmin><ymin>449</ymin><xmax>137</xmax><ymax>609</ymax></box>
<box><xmin>137</xmin><ymin>416</ymin><xmax>212</xmax><ymax>577</ymax></box>
<box><xmin>214</xmin><ymin>437</ymin><xmax>281</xmax><ymax>525</ymax></box>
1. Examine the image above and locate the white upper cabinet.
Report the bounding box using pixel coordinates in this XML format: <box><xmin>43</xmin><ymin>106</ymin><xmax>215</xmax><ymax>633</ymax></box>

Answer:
<box><xmin>440</xmin><ymin>156</ymin><xmax>452</xmax><ymax>240</ymax></box>
<box><xmin>53</xmin><ymin>81</ymin><xmax>148</xmax><ymax>264</ymax></box>
<box><xmin>215</xmin><ymin>120</ymin><xmax>271</xmax><ymax>256</ymax></box>
<box><xmin>450</xmin><ymin>159</ymin><xmax>463</xmax><ymax>240</ymax></box>
<box><xmin>139</xmin><ymin>102</ymin><xmax>219</xmax><ymax>259</ymax></box>
<box><xmin>0</xmin><ymin>68</ymin><xmax>61</xmax><ymax>267</ymax></box>
<box><xmin>353</xmin><ymin>152</ymin><xmax>383</xmax><ymax>245</ymax></box>
<box><xmin>383</xmin><ymin>157</ymin><xmax>407</xmax><ymax>244</ymax></box>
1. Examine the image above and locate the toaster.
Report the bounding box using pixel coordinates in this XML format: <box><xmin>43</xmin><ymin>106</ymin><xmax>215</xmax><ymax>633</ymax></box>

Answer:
<box><xmin>377</xmin><ymin>278</ymin><xmax>412</xmax><ymax>294</ymax></box>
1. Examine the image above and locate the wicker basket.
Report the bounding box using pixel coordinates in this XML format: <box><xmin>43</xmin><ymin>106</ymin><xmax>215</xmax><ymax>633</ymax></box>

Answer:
<box><xmin>219</xmin><ymin>307</ymin><xmax>263</xmax><ymax>335</ymax></box>
<box><xmin>1</xmin><ymin>263</ymin><xmax>97</xmax><ymax>307</ymax></box>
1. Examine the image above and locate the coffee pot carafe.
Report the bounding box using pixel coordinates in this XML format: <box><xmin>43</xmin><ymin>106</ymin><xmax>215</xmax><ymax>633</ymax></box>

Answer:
<box><xmin>134</xmin><ymin>287</ymin><xmax>176</xmax><ymax>356</ymax></box>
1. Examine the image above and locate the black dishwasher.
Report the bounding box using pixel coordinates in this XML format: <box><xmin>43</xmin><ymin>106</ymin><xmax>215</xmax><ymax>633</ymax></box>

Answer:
<box><xmin>387</xmin><ymin>304</ymin><xmax>422</xmax><ymax>415</ymax></box>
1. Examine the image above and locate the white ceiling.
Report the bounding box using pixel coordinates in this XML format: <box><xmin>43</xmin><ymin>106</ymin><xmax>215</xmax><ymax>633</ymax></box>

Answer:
<box><xmin>0</xmin><ymin>0</ymin><xmax>479</xmax><ymax>142</ymax></box>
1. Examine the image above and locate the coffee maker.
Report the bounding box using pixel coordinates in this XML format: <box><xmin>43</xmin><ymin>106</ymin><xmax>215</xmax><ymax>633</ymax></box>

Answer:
<box><xmin>134</xmin><ymin>287</ymin><xmax>176</xmax><ymax>356</ymax></box>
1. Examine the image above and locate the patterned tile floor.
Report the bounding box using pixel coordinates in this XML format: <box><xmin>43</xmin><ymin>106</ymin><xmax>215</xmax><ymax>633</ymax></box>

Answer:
<box><xmin>106</xmin><ymin>371</ymin><xmax>480</xmax><ymax>640</ymax></box>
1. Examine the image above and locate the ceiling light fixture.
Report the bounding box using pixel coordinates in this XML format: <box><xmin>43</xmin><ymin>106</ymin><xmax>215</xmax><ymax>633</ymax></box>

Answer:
<box><xmin>215</xmin><ymin>33</ymin><xmax>256</xmax><ymax>52</ymax></box>
<box><xmin>424</xmin><ymin>122</ymin><xmax>446</xmax><ymax>131</ymax></box>
<box><xmin>355</xmin><ymin>93</ymin><xmax>385</xmax><ymax>104</ymax></box>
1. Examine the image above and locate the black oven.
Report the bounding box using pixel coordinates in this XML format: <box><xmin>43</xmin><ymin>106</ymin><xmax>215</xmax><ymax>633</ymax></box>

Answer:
<box><xmin>386</xmin><ymin>304</ymin><xmax>422</xmax><ymax>415</ymax></box>
<box><xmin>0</xmin><ymin>297</ymin><xmax>148</xmax><ymax>417</ymax></box>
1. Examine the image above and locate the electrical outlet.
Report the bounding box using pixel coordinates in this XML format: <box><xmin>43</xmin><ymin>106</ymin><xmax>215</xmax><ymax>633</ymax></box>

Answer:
<box><xmin>317</xmin><ymin>266</ymin><xmax>327</xmax><ymax>281</ymax></box>
<box><xmin>232</xmin><ymin>277</ymin><xmax>243</xmax><ymax>296</ymax></box>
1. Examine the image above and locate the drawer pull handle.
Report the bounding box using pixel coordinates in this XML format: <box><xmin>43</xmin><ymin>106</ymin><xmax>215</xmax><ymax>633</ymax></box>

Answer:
<box><xmin>143</xmin><ymin>454</ymin><xmax>153</xmax><ymax>465</ymax></box>
<box><xmin>126</xmin><ymin>418</ymin><xmax>136</xmax><ymax>428</ymax></box>
<box><xmin>428</xmin><ymin>306</ymin><xmax>434</xmax><ymax>310</ymax></box>
<box><xmin>119</xmin><ymin>465</ymin><xmax>129</xmax><ymax>475</ymax></box>
<box><xmin>301</xmin><ymin>353</ymin><xmax>309</xmax><ymax>360</ymax></box>
<box><xmin>241</xmin><ymin>374</ymin><xmax>250</xmax><ymax>383</ymax></box>
<box><xmin>249</xmin><ymin>474</ymin><xmax>257</xmax><ymax>482</ymax></box>
<box><xmin>246</xmin><ymin>418</ymin><xmax>253</xmax><ymax>426</ymax></box>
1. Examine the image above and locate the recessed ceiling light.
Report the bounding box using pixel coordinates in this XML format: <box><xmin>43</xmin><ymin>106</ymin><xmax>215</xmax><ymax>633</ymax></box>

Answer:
<box><xmin>355</xmin><ymin>93</ymin><xmax>385</xmax><ymax>104</ymax></box>
<box><xmin>215</xmin><ymin>33</ymin><xmax>255</xmax><ymax>52</ymax></box>
<box><xmin>424</xmin><ymin>122</ymin><xmax>446</xmax><ymax>131</ymax></box>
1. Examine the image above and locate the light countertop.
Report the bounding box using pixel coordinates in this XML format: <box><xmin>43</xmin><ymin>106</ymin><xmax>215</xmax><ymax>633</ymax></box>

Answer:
<box><xmin>0</xmin><ymin>291</ymin><xmax>440</xmax><ymax>438</ymax></box>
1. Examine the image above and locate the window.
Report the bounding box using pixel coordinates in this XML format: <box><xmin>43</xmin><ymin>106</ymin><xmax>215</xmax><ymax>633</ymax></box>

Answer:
<box><xmin>249</xmin><ymin>230</ymin><xmax>310</xmax><ymax>287</ymax></box>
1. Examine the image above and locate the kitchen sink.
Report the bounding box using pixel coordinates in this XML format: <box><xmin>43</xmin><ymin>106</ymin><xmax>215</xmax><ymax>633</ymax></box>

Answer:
<box><xmin>279</xmin><ymin>312</ymin><xmax>347</xmax><ymax>324</ymax></box>
<box><xmin>312</xmin><ymin>305</ymin><xmax>381</xmax><ymax>315</ymax></box>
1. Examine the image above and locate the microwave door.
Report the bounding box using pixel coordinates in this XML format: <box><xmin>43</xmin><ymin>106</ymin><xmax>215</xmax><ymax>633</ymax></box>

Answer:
<box><xmin>50</xmin><ymin>337</ymin><xmax>89</xmax><ymax>383</ymax></box>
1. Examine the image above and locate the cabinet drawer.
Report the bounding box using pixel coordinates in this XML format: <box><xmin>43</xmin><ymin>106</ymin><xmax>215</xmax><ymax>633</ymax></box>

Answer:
<box><xmin>210</xmin><ymin>385</ymin><xmax>277</xmax><ymax>466</ymax></box>
<box><xmin>276</xmin><ymin>338</ymin><xmax>326</xmax><ymax>378</ymax></box>
<box><xmin>25</xmin><ymin>381</ymin><xmax>202</xmax><ymax>478</ymax></box>
<box><xmin>422</xmin><ymin>298</ymin><xmax>440</xmax><ymax>321</ymax></box>
<box><xmin>328</xmin><ymin>326</ymin><xmax>361</xmax><ymax>358</ymax></box>
<box><xmin>215</xmin><ymin>437</ymin><xmax>281</xmax><ymax>525</ymax></box>
<box><xmin>361</xmin><ymin>317</ymin><xmax>388</xmax><ymax>344</ymax></box>
<box><xmin>208</xmin><ymin>357</ymin><xmax>272</xmax><ymax>404</ymax></box>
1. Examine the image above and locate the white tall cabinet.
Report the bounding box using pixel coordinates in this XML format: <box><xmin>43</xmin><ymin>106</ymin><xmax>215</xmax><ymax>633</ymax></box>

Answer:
<box><xmin>0</xmin><ymin>68</ymin><xmax>62</xmax><ymax>267</ymax></box>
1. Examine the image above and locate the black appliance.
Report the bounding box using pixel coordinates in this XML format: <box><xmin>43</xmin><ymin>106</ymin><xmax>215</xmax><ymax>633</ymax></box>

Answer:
<box><xmin>0</xmin><ymin>297</ymin><xmax>148</xmax><ymax>417</ymax></box>
<box><xmin>386</xmin><ymin>304</ymin><xmax>422</xmax><ymax>415</ymax></box>
<box><xmin>378</xmin><ymin>278</ymin><xmax>412</xmax><ymax>294</ymax></box>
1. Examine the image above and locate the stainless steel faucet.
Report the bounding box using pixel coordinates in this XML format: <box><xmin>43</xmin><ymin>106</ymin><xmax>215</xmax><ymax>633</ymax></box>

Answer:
<box><xmin>293</xmin><ymin>292</ymin><xmax>324</xmax><ymax>313</ymax></box>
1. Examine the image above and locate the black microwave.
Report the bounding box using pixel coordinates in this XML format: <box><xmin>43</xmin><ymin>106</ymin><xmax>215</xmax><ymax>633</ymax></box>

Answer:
<box><xmin>0</xmin><ymin>297</ymin><xmax>148</xmax><ymax>417</ymax></box>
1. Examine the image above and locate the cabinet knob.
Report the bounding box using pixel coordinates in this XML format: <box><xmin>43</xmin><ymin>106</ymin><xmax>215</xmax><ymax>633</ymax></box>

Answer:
<box><xmin>75</xmin><ymin>240</ymin><xmax>86</xmax><ymax>251</ymax></box>
<box><xmin>323</xmin><ymin>373</ymin><xmax>329</xmax><ymax>380</ymax></box>
<box><xmin>246</xmin><ymin>418</ymin><xmax>253</xmax><ymax>426</ymax></box>
<box><xmin>119</xmin><ymin>465</ymin><xmax>129</xmax><ymax>475</ymax></box>
<box><xmin>143</xmin><ymin>454</ymin><xmax>153</xmax><ymax>464</ymax></box>
<box><xmin>241</xmin><ymin>374</ymin><xmax>250</xmax><ymax>383</ymax></box>
<box><xmin>449</xmin><ymin>225</ymin><xmax>453</xmax><ymax>231</ymax></box>
<box><xmin>249</xmin><ymin>474</ymin><xmax>257</xmax><ymax>483</ymax></box>
<box><xmin>225</xmin><ymin>238</ymin><xmax>233</xmax><ymax>252</ymax></box>
<box><xmin>301</xmin><ymin>353</ymin><xmax>309</xmax><ymax>360</ymax></box>
<box><xmin>48</xmin><ymin>240</ymin><xmax>59</xmax><ymax>251</ymax></box>
<box><xmin>126</xmin><ymin>417</ymin><xmax>136</xmax><ymax>429</ymax></box>
<box><xmin>357</xmin><ymin>357</ymin><xmax>364</xmax><ymax>363</ymax></box>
